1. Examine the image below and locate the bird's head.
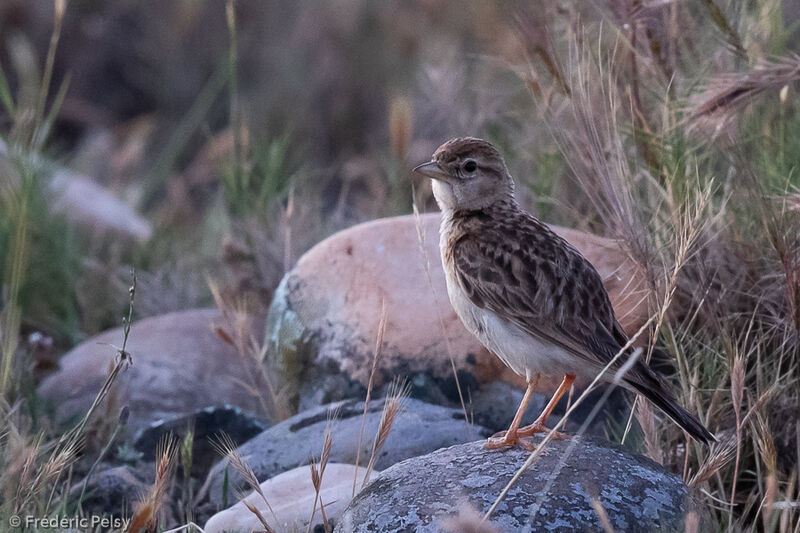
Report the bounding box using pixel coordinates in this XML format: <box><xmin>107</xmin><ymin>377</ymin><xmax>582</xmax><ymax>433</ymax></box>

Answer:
<box><xmin>412</xmin><ymin>137</ymin><xmax>515</xmax><ymax>211</ymax></box>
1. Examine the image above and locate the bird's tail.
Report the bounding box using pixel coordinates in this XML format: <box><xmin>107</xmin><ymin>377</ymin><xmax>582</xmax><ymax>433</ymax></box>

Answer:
<box><xmin>630</xmin><ymin>381</ymin><xmax>716</xmax><ymax>445</ymax></box>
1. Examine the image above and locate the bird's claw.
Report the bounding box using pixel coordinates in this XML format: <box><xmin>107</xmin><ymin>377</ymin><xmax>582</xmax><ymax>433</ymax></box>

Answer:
<box><xmin>490</xmin><ymin>423</ymin><xmax>569</xmax><ymax>444</ymax></box>
<box><xmin>485</xmin><ymin>432</ymin><xmax>537</xmax><ymax>451</ymax></box>
<box><xmin>518</xmin><ymin>421</ymin><xmax>569</xmax><ymax>440</ymax></box>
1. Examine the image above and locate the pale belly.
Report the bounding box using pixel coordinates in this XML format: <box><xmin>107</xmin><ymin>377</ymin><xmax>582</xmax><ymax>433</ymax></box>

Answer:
<box><xmin>443</xmin><ymin>270</ymin><xmax>582</xmax><ymax>382</ymax></box>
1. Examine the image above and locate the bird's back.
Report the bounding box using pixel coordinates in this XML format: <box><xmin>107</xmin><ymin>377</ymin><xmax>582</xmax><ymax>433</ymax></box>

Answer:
<box><xmin>441</xmin><ymin>203</ymin><xmax>624</xmax><ymax>364</ymax></box>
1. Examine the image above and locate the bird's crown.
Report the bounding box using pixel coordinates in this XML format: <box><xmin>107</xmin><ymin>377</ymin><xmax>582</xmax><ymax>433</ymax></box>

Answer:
<box><xmin>433</xmin><ymin>137</ymin><xmax>504</xmax><ymax>169</ymax></box>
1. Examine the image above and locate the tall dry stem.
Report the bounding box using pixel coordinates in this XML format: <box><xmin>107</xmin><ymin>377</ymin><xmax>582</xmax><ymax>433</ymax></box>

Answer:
<box><xmin>209</xmin><ymin>432</ymin><xmax>278</xmax><ymax>527</ymax></box>
<box><xmin>352</xmin><ymin>300</ymin><xmax>387</xmax><ymax>498</ymax></box>
<box><xmin>729</xmin><ymin>354</ymin><xmax>744</xmax><ymax>531</ymax></box>
<box><xmin>129</xmin><ymin>435</ymin><xmax>178</xmax><ymax>533</ymax></box>
<box><xmin>362</xmin><ymin>379</ymin><xmax>410</xmax><ymax>488</ymax></box>
<box><xmin>307</xmin><ymin>424</ymin><xmax>333</xmax><ymax>533</ymax></box>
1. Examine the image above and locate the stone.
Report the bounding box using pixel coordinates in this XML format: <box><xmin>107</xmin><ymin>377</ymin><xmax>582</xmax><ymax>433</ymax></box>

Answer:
<box><xmin>338</xmin><ymin>439</ymin><xmax>714</xmax><ymax>533</ymax></box>
<box><xmin>48</xmin><ymin>169</ymin><xmax>152</xmax><ymax>242</ymax></box>
<box><xmin>38</xmin><ymin>309</ymin><xmax>268</xmax><ymax>434</ymax></box>
<box><xmin>0</xmin><ymin>142</ymin><xmax>150</xmax><ymax>242</ymax></box>
<box><xmin>203</xmin><ymin>397</ymin><xmax>491</xmax><ymax>507</ymax></box>
<box><xmin>204</xmin><ymin>463</ymin><xmax>371</xmax><ymax>533</ymax></box>
<box><xmin>266</xmin><ymin>213</ymin><xmax>649</xmax><ymax>409</ymax></box>
<box><xmin>133</xmin><ymin>405</ymin><xmax>269</xmax><ymax>478</ymax></box>
<box><xmin>68</xmin><ymin>465</ymin><xmax>151</xmax><ymax>518</ymax></box>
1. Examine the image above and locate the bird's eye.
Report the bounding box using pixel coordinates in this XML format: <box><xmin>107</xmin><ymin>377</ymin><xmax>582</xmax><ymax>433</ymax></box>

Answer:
<box><xmin>463</xmin><ymin>160</ymin><xmax>477</xmax><ymax>173</ymax></box>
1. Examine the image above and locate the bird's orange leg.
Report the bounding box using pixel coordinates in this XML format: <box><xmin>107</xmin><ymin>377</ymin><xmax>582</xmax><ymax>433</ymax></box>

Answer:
<box><xmin>517</xmin><ymin>373</ymin><xmax>575</xmax><ymax>439</ymax></box>
<box><xmin>486</xmin><ymin>375</ymin><xmax>539</xmax><ymax>451</ymax></box>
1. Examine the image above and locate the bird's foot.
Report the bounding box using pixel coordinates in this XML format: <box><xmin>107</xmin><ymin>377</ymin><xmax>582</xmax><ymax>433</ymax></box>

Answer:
<box><xmin>517</xmin><ymin>421</ymin><xmax>569</xmax><ymax>440</ymax></box>
<box><xmin>485</xmin><ymin>431</ymin><xmax>536</xmax><ymax>451</ymax></box>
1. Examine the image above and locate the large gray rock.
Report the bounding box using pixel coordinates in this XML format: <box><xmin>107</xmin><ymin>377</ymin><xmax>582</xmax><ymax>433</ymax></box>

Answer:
<box><xmin>38</xmin><ymin>309</ymin><xmax>267</xmax><ymax>434</ymax></box>
<box><xmin>338</xmin><ymin>439</ymin><xmax>713</xmax><ymax>533</ymax></box>
<box><xmin>204</xmin><ymin>398</ymin><xmax>491</xmax><ymax>507</ymax></box>
<box><xmin>266</xmin><ymin>213</ymin><xmax>649</xmax><ymax>409</ymax></box>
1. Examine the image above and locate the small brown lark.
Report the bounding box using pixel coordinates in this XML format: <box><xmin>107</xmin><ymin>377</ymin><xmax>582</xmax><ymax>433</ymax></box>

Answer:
<box><xmin>413</xmin><ymin>137</ymin><xmax>714</xmax><ymax>450</ymax></box>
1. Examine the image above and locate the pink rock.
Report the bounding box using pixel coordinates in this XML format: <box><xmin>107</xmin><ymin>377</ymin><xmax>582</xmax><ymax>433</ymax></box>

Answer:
<box><xmin>204</xmin><ymin>464</ymin><xmax>372</xmax><ymax>533</ymax></box>
<box><xmin>49</xmin><ymin>169</ymin><xmax>152</xmax><ymax>241</ymax></box>
<box><xmin>267</xmin><ymin>213</ymin><xmax>649</xmax><ymax>401</ymax></box>
<box><xmin>38</xmin><ymin>309</ymin><xmax>266</xmax><ymax>433</ymax></box>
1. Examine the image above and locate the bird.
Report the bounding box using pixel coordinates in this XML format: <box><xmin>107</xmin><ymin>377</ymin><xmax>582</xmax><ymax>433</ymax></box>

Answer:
<box><xmin>412</xmin><ymin>137</ymin><xmax>715</xmax><ymax>450</ymax></box>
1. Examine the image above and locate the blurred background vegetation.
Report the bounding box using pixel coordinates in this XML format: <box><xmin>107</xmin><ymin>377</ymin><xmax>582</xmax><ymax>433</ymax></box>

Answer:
<box><xmin>1</xmin><ymin>0</ymin><xmax>800</xmax><ymax>530</ymax></box>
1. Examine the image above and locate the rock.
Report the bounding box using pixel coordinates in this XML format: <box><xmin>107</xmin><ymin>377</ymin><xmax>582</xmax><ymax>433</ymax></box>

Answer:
<box><xmin>133</xmin><ymin>405</ymin><xmax>269</xmax><ymax>478</ymax></box>
<box><xmin>204</xmin><ymin>463</ymin><xmax>371</xmax><ymax>533</ymax></box>
<box><xmin>68</xmin><ymin>465</ymin><xmax>151</xmax><ymax>518</ymax></box>
<box><xmin>0</xmin><ymin>141</ymin><xmax>151</xmax><ymax>242</ymax></box>
<box><xmin>48</xmin><ymin>169</ymin><xmax>152</xmax><ymax>242</ymax></box>
<box><xmin>267</xmin><ymin>213</ymin><xmax>648</xmax><ymax>408</ymax></box>
<box><xmin>338</xmin><ymin>439</ymin><xmax>714</xmax><ymax>533</ymax></box>
<box><xmin>204</xmin><ymin>397</ymin><xmax>490</xmax><ymax>507</ymax></box>
<box><xmin>38</xmin><ymin>309</ymin><xmax>268</xmax><ymax>434</ymax></box>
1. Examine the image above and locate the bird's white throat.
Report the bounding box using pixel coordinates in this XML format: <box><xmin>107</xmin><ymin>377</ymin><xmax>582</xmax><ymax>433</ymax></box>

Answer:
<box><xmin>431</xmin><ymin>179</ymin><xmax>457</xmax><ymax>212</ymax></box>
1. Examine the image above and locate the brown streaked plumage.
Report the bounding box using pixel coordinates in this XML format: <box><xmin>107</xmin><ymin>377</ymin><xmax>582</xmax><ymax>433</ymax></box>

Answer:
<box><xmin>413</xmin><ymin>137</ymin><xmax>714</xmax><ymax>450</ymax></box>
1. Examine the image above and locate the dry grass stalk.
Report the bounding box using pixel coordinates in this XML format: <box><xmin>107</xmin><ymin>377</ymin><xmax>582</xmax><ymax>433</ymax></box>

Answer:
<box><xmin>754</xmin><ymin>414</ymin><xmax>778</xmax><ymax>478</ymax></box>
<box><xmin>776</xmin><ymin>473</ymin><xmax>796</xmax><ymax>532</ymax></box>
<box><xmin>684</xmin><ymin>511</ymin><xmax>699</xmax><ymax>533</ymax></box>
<box><xmin>689</xmin><ymin>55</ymin><xmax>800</xmax><ymax>136</ymax></box>
<box><xmin>622</xmin><ymin>180</ymin><xmax>716</xmax><ymax>444</ymax></box>
<box><xmin>389</xmin><ymin>95</ymin><xmax>413</xmax><ymax>161</ymax></box>
<box><xmin>9</xmin><ymin>274</ymin><xmax>136</xmax><ymax>517</ymax></box>
<box><xmin>589</xmin><ymin>495</ymin><xmax>615</xmax><ymax>533</ymax></box>
<box><xmin>352</xmin><ymin>300</ymin><xmax>387</xmax><ymax>498</ymax></box>
<box><xmin>689</xmin><ymin>439</ymin><xmax>736</xmax><ymax>488</ymax></box>
<box><xmin>362</xmin><ymin>379</ymin><xmax>410</xmax><ymax>488</ymax></box>
<box><xmin>307</xmin><ymin>426</ymin><xmax>333</xmax><ymax>533</ymax></box>
<box><xmin>754</xmin><ymin>414</ymin><xmax>779</xmax><ymax>530</ymax></box>
<box><xmin>243</xmin><ymin>500</ymin><xmax>275</xmax><ymax>533</ymax></box>
<box><xmin>634</xmin><ymin>399</ymin><xmax>663</xmax><ymax>464</ymax></box>
<box><xmin>729</xmin><ymin>354</ymin><xmax>745</xmax><ymax>530</ymax></box>
<box><xmin>209</xmin><ymin>279</ymin><xmax>291</xmax><ymax>421</ymax></box>
<box><xmin>763</xmin><ymin>473</ymin><xmax>778</xmax><ymax>531</ymax></box>
<box><xmin>210</xmin><ymin>432</ymin><xmax>278</xmax><ymax>527</ymax></box>
<box><xmin>439</xmin><ymin>504</ymin><xmax>500</xmax><ymax>533</ymax></box>
<box><xmin>129</xmin><ymin>435</ymin><xmax>178</xmax><ymax>533</ymax></box>
<box><xmin>28</xmin><ymin>438</ymin><xmax>78</xmax><ymax>505</ymax></box>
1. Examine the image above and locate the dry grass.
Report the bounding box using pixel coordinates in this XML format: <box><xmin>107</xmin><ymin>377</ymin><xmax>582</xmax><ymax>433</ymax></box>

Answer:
<box><xmin>209</xmin><ymin>279</ymin><xmax>291</xmax><ymax>423</ymax></box>
<box><xmin>209</xmin><ymin>432</ymin><xmax>278</xmax><ymax>529</ymax></box>
<box><xmin>128</xmin><ymin>436</ymin><xmax>179</xmax><ymax>532</ymax></box>
<box><xmin>361</xmin><ymin>378</ymin><xmax>410</xmax><ymax>489</ymax></box>
<box><xmin>351</xmin><ymin>300</ymin><xmax>387</xmax><ymax>498</ymax></box>
<box><xmin>502</xmin><ymin>3</ymin><xmax>800</xmax><ymax>530</ymax></box>
<box><xmin>307</xmin><ymin>426</ymin><xmax>333</xmax><ymax>533</ymax></box>
<box><xmin>1</xmin><ymin>272</ymin><xmax>136</xmax><ymax>525</ymax></box>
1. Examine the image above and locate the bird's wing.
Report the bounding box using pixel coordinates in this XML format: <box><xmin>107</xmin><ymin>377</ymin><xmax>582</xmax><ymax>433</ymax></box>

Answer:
<box><xmin>451</xmin><ymin>220</ymin><xmax>631</xmax><ymax>373</ymax></box>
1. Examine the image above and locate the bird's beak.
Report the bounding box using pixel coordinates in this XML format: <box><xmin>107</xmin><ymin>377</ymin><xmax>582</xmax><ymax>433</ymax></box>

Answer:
<box><xmin>412</xmin><ymin>161</ymin><xmax>450</xmax><ymax>182</ymax></box>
